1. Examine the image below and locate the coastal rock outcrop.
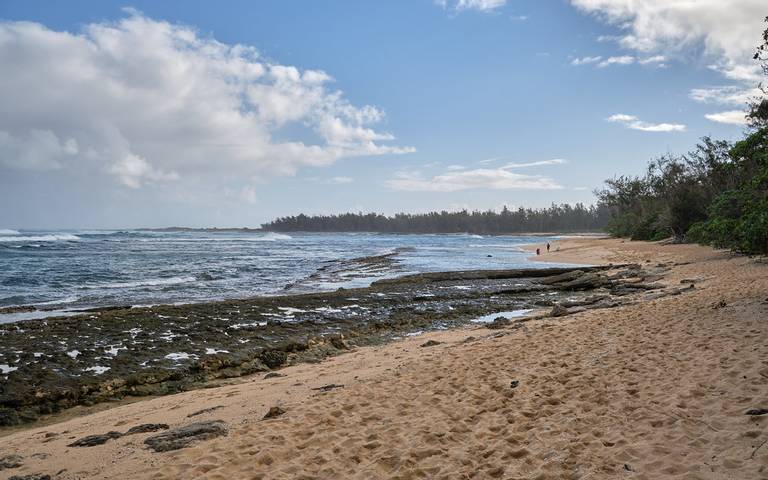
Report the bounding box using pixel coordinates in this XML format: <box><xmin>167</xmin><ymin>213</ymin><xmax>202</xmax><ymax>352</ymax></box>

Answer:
<box><xmin>144</xmin><ymin>421</ymin><xmax>229</xmax><ymax>452</ymax></box>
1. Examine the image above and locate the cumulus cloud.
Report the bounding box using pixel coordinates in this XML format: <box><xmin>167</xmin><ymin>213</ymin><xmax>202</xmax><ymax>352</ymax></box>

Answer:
<box><xmin>570</xmin><ymin>0</ymin><xmax>766</xmax><ymax>122</ymax></box>
<box><xmin>0</xmin><ymin>11</ymin><xmax>412</xmax><ymax>191</ymax></box>
<box><xmin>571</xmin><ymin>56</ymin><xmax>603</xmax><ymax>66</ymax></box>
<box><xmin>704</xmin><ymin>111</ymin><xmax>748</xmax><ymax>125</ymax></box>
<box><xmin>607</xmin><ymin>114</ymin><xmax>686</xmax><ymax>132</ymax></box>
<box><xmin>386</xmin><ymin>160</ymin><xmax>564</xmax><ymax>192</ymax></box>
<box><xmin>436</xmin><ymin>0</ymin><xmax>507</xmax><ymax>12</ymax></box>
<box><xmin>572</xmin><ymin>54</ymin><xmax>665</xmax><ymax>68</ymax></box>
<box><xmin>598</xmin><ymin>55</ymin><xmax>634</xmax><ymax>68</ymax></box>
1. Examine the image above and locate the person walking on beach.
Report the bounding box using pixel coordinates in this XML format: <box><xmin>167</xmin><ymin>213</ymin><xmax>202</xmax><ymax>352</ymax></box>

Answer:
<box><xmin>546</xmin><ymin>242</ymin><xmax>551</xmax><ymax>252</ymax></box>
<box><xmin>536</xmin><ymin>248</ymin><xmax>540</xmax><ymax>255</ymax></box>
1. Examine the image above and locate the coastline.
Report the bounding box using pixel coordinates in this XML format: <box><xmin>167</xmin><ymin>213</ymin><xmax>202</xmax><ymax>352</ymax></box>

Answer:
<box><xmin>1</xmin><ymin>237</ymin><xmax>767</xmax><ymax>479</ymax></box>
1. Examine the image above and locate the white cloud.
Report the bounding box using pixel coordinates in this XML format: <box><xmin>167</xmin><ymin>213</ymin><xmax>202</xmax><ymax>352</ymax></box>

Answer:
<box><xmin>0</xmin><ymin>12</ymin><xmax>412</xmax><ymax>191</ymax></box>
<box><xmin>436</xmin><ymin>0</ymin><xmax>507</xmax><ymax>12</ymax></box>
<box><xmin>386</xmin><ymin>168</ymin><xmax>562</xmax><ymax>192</ymax></box>
<box><xmin>704</xmin><ymin>110</ymin><xmax>748</xmax><ymax>125</ymax></box>
<box><xmin>607</xmin><ymin>114</ymin><xmax>686</xmax><ymax>132</ymax></box>
<box><xmin>571</xmin><ymin>56</ymin><xmax>603</xmax><ymax>66</ymax></box>
<box><xmin>386</xmin><ymin>160</ymin><xmax>565</xmax><ymax>192</ymax></box>
<box><xmin>570</xmin><ymin>0</ymin><xmax>766</xmax><ymax>120</ymax></box>
<box><xmin>638</xmin><ymin>55</ymin><xmax>667</xmax><ymax>65</ymax></box>
<box><xmin>689</xmin><ymin>86</ymin><xmax>759</xmax><ymax>105</ymax></box>
<box><xmin>509</xmin><ymin>15</ymin><xmax>529</xmax><ymax>21</ymax></box>
<box><xmin>328</xmin><ymin>176</ymin><xmax>354</xmax><ymax>184</ymax></box>
<box><xmin>501</xmin><ymin>159</ymin><xmax>567</xmax><ymax>168</ymax></box>
<box><xmin>446</xmin><ymin>164</ymin><xmax>467</xmax><ymax>171</ymax></box>
<box><xmin>598</xmin><ymin>55</ymin><xmax>635</xmax><ymax>67</ymax></box>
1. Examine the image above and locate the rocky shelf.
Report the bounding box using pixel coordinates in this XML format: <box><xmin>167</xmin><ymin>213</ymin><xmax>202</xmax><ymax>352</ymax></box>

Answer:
<box><xmin>0</xmin><ymin>262</ymin><xmax>685</xmax><ymax>428</ymax></box>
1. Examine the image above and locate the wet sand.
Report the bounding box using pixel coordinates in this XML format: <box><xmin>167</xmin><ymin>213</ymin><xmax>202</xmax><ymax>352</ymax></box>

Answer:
<box><xmin>2</xmin><ymin>237</ymin><xmax>767</xmax><ymax>479</ymax></box>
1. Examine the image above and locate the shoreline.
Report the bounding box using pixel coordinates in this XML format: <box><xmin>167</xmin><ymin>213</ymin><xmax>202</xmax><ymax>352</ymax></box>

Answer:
<box><xmin>1</xmin><ymin>237</ymin><xmax>767</xmax><ymax>479</ymax></box>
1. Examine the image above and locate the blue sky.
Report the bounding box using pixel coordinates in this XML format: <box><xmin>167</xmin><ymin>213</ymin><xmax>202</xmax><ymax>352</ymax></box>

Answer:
<box><xmin>0</xmin><ymin>0</ymin><xmax>763</xmax><ymax>228</ymax></box>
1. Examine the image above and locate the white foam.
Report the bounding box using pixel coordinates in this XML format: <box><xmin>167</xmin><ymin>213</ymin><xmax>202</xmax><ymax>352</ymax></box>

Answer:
<box><xmin>0</xmin><ymin>229</ymin><xmax>20</xmax><ymax>235</ymax></box>
<box><xmin>165</xmin><ymin>352</ymin><xmax>197</xmax><ymax>361</ymax></box>
<box><xmin>0</xmin><ymin>364</ymin><xmax>18</xmax><ymax>374</ymax></box>
<box><xmin>471</xmin><ymin>309</ymin><xmax>533</xmax><ymax>324</ymax></box>
<box><xmin>0</xmin><ymin>234</ymin><xmax>80</xmax><ymax>242</ymax></box>
<box><xmin>67</xmin><ymin>350</ymin><xmax>81</xmax><ymax>359</ymax></box>
<box><xmin>278</xmin><ymin>307</ymin><xmax>307</xmax><ymax>314</ymax></box>
<box><xmin>85</xmin><ymin>276</ymin><xmax>196</xmax><ymax>289</ymax></box>
<box><xmin>205</xmin><ymin>348</ymin><xmax>230</xmax><ymax>355</ymax></box>
<box><xmin>254</xmin><ymin>232</ymin><xmax>292</xmax><ymax>241</ymax></box>
<box><xmin>84</xmin><ymin>365</ymin><xmax>110</xmax><ymax>375</ymax></box>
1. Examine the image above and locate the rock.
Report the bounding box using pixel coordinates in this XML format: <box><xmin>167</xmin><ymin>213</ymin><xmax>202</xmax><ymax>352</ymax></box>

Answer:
<box><xmin>263</xmin><ymin>406</ymin><xmax>286</xmax><ymax>420</ymax></box>
<box><xmin>259</xmin><ymin>349</ymin><xmax>288</xmax><ymax>369</ymax></box>
<box><xmin>125</xmin><ymin>424</ymin><xmax>169</xmax><ymax>435</ymax></box>
<box><xmin>0</xmin><ymin>454</ymin><xmax>23</xmax><ymax>470</ymax></box>
<box><xmin>745</xmin><ymin>408</ymin><xmax>768</xmax><ymax>416</ymax></box>
<box><xmin>420</xmin><ymin>340</ymin><xmax>443</xmax><ymax>347</ymax></box>
<box><xmin>554</xmin><ymin>272</ymin><xmax>609</xmax><ymax>290</ymax></box>
<box><xmin>539</xmin><ymin>270</ymin><xmax>585</xmax><ymax>285</ymax></box>
<box><xmin>712</xmin><ymin>299</ymin><xmax>727</xmax><ymax>309</ymax></box>
<box><xmin>330</xmin><ymin>336</ymin><xmax>351</xmax><ymax>350</ymax></box>
<box><xmin>187</xmin><ymin>406</ymin><xmax>225</xmax><ymax>418</ymax></box>
<box><xmin>144</xmin><ymin>421</ymin><xmax>229</xmax><ymax>452</ymax></box>
<box><xmin>67</xmin><ymin>431</ymin><xmax>123</xmax><ymax>447</ymax></box>
<box><xmin>510</xmin><ymin>380</ymin><xmax>519</xmax><ymax>389</ymax></box>
<box><xmin>8</xmin><ymin>475</ymin><xmax>51</xmax><ymax>480</ymax></box>
<box><xmin>550</xmin><ymin>304</ymin><xmax>568</xmax><ymax>317</ymax></box>
<box><xmin>311</xmin><ymin>384</ymin><xmax>344</xmax><ymax>392</ymax></box>
<box><xmin>624</xmin><ymin>464</ymin><xmax>634</xmax><ymax>472</ymax></box>
<box><xmin>486</xmin><ymin>317</ymin><xmax>511</xmax><ymax>329</ymax></box>
<box><xmin>679</xmin><ymin>278</ymin><xmax>698</xmax><ymax>284</ymax></box>
<box><xmin>263</xmin><ymin>372</ymin><xmax>286</xmax><ymax>379</ymax></box>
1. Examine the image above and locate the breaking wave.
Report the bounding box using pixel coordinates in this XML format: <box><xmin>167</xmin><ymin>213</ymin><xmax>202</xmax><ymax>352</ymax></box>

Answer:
<box><xmin>0</xmin><ymin>234</ymin><xmax>80</xmax><ymax>242</ymax></box>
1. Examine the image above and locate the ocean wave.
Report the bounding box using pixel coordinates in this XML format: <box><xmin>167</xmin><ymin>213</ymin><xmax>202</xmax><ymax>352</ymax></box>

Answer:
<box><xmin>83</xmin><ymin>276</ymin><xmax>196</xmax><ymax>289</ymax></box>
<box><xmin>251</xmin><ymin>232</ymin><xmax>292</xmax><ymax>241</ymax></box>
<box><xmin>0</xmin><ymin>234</ymin><xmax>80</xmax><ymax>242</ymax></box>
<box><xmin>0</xmin><ymin>229</ymin><xmax>20</xmax><ymax>235</ymax></box>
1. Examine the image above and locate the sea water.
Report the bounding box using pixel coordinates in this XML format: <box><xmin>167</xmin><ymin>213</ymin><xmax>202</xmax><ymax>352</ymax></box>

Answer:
<box><xmin>0</xmin><ymin>229</ymin><xmax>567</xmax><ymax>322</ymax></box>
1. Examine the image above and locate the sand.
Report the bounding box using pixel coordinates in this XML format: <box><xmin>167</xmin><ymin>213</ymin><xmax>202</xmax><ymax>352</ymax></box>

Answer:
<box><xmin>2</xmin><ymin>237</ymin><xmax>767</xmax><ymax>479</ymax></box>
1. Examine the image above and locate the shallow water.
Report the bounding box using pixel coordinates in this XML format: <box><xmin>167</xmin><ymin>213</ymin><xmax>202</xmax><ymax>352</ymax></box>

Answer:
<box><xmin>0</xmin><ymin>229</ymin><xmax>568</xmax><ymax>320</ymax></box>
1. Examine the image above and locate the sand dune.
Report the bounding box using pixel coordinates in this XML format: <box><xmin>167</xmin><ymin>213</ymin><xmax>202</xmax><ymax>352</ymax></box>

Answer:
<box><xmin>2</xmin><ymin>237</ymin><xmax>767</xmax><ymax>479</ymax></box>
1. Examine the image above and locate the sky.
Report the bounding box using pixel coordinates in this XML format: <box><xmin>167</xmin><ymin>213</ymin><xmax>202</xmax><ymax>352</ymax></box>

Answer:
<box><xmin>0</xmin><ymin>0</ymin><xmax>765</xmax><ymax>229</ymax></box>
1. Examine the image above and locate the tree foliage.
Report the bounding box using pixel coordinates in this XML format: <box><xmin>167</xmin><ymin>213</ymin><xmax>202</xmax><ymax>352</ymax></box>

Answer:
<box><xmin>262</xmin><ymin>204</ymin><xmax>610</xmax><ymax>234</ymax></box>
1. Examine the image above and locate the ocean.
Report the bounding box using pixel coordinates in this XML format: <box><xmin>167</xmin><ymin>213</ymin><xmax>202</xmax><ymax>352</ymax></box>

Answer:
<box><xmin>0</xmin><ymin>229</ymin><xmax>566</xmax><ymax>322</ymax></box>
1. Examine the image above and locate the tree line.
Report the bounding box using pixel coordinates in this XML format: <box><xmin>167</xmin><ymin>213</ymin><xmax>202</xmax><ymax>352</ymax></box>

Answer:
<box><xmin>262</xmin><ymin>204</ymin><xmax>611</xmax><ymax>234</ymax></box>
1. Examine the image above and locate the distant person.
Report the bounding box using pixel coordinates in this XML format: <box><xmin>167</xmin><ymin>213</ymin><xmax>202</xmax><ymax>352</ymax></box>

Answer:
<box><xmin>546</xmin><ymin>242</ymin><xmax>551</xmax><ymax>252</ymax></box>
<box><xmin>536</xmin><ymin>248</ymin><xmax>540</xmax><ymax>255</ymax></box>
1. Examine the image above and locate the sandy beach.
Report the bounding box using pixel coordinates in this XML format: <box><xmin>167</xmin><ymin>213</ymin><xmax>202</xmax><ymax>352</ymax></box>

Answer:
<box><xmin>2</xmin><ymin>237</ymin><xmax>767</xmax><ymax>479</ymax></box>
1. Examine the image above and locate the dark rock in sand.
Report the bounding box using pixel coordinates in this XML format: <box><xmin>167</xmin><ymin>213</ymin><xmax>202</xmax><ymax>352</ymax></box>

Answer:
<box><xmin>144</xmin><ymin>421</ymin><xmax>229</xmax><ymax>452</ymax></box>
<box><xmin>263</xmin><ymin>406</ymin><xmax>286</xmax><ymax>419</ymax></box>
<box><xmin>486</xmin><ymin>317</ymin><xmax>511</xmax><ymax>329</ymax></box>
<box><xmin>0</xmin><ymin>454</ymin><xmax>23</xmax><ymax>470</ymax></box>
<box><xmin>8</xmin><ymin>474</ymin><xmax>51</xmax><ymax>480</ymax></box>
<box><xmin>550</xmin><ymin>304</ymin><xmax>568</xmax><ymax>317</ymax></box>
<box><xmin>420</xmin><ymin>340</ymin><xmax>443</xmax><ymax>347</ymax></box>
<box><xmin>263</xmin><ymin>372</ymin><xmax>286</xmax><ymax>380</ymax></box>
<box><xmin>187</xmin><ymin>406</ymin><xmax>225</xmax><ymax>418</ymax></box>
<box><xmin>125</xmin><ymin>424</ymin><xmax>169</xmax><ymax>435</ymax></box>
<box><xmin>311</xmin><ymin>384</ymin><xmax>344</xmax><ymax>392</ymax></box>
<box><xmin>745</xmin><ymin>408</ymin><xmax>768</xmax><ymax>416</ymax></box>
<box><xmin>67</xmin><ymin>431</ymin><xmax>123</xmax><ymax>447</ymax></box>
<box><xmin>510</xmin><ymin>380</ymin><xmax>519</xmax><ymax>389</ymax></box>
